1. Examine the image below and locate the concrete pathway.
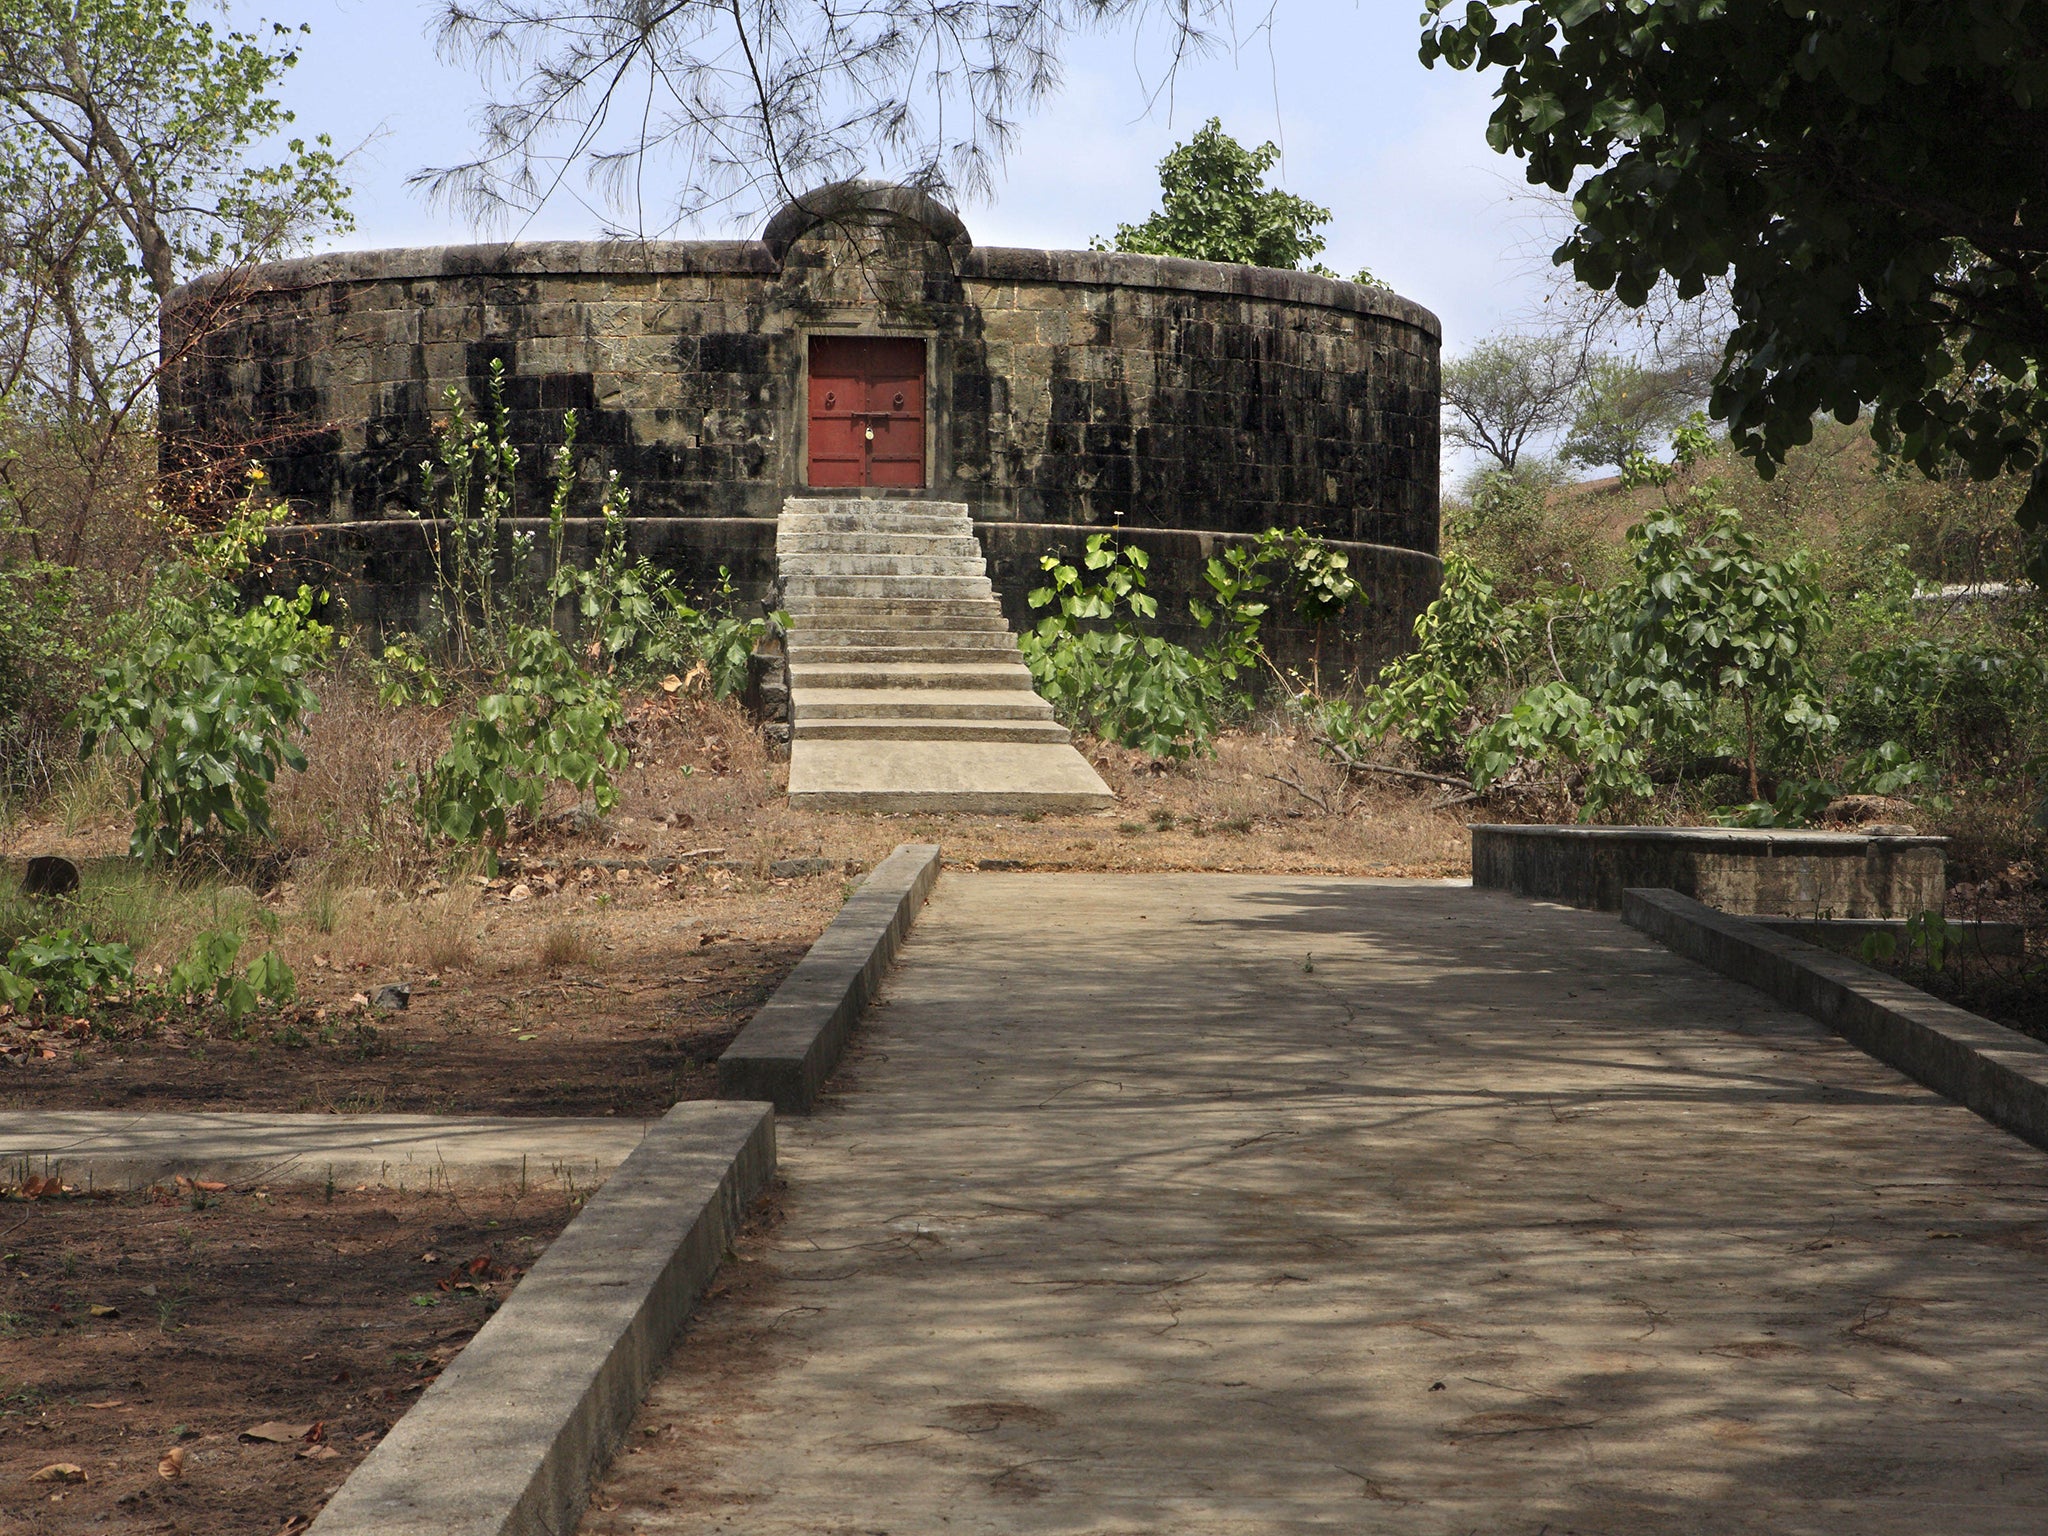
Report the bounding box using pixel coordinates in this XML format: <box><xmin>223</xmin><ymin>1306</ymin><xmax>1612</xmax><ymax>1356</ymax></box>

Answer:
<box><xmin>587</xmin><ymin>875</ymin><xmax>2048</xmax><ymax>1534</ymax></box>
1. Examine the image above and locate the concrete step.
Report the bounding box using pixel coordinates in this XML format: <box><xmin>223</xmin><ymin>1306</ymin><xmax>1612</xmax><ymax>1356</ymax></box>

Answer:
<box><xmin>783</xmin><ymin>600</ymin><xmax>1010</xmax><ymax>629</ymax></box>
<box><xmin>777</xmin><ymin>532</ymin><xmax>984</xmax><ymax>558</ymax></box>
<box><xmin>782</xmin><ymin>495</ymin><xmax>969</xmax><ymax>515</ymax></box>
<box><xmin>786</xmin><ymin>661</ymin><xmax>1037</xmax><ymax>692</ymax></box>
<box><xmin>794</xmin><ymin>688</ymin><xmax>1055</xmax><ymax>721</ymax></box>
<box><xmin>780</xmin><ymin>506</ymin><xmax>970</xmax><ymax>533</ymax></box>
<box><xmin>778</xmin><ymin>553</ymin><xmax>990</xmax><ymax>579</ymax></box>
<box><xmin>786</xmin><ymin>638</ymin><xmax>1021</xmax><ymax>663</ymax></box>
<box><xmin>788</xmin><ymin>740</ymin><xmax>1113</xmax><ymax>813</ymax></box>
<box><xmin>774</xmin><ymin>495</ymin><xmax>1112</xmax><ymax>815</ymax></box>
<box><xmin>783</xmin><ymin>574</ymin><xmax>995</xmax><ymax>600</ymax></box>
<box><xmin>792</xmin><ymin>716</ymin><xmax>1073</xmax><ymax>744</ymax></box>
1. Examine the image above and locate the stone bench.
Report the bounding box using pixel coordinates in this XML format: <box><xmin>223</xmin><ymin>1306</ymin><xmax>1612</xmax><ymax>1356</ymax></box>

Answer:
<box><xmin>1471</xmin><ymin>823</ymin><xmax>1946</xmax><ymax>918</ymax></box>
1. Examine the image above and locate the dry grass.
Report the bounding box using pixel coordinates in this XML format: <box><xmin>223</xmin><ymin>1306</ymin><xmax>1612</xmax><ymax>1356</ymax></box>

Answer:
<box><xmin>538</xmin><ymin>919</ymin><xmax>597</xmax><ymax>969</ymax></box>
<box><xmin>289</xmin><ymin>882</ymin><xmax>479</xmax><ymax>975</ymax></box>
<box><xmin>598</xmin><ymin>691</ymin><xmax>1474</xmax><ymax>878</ymax></box>
<box><xmin>272</xmin><ymin>677</ymin><xmax>451</xmax><ymax>889</ymax></box>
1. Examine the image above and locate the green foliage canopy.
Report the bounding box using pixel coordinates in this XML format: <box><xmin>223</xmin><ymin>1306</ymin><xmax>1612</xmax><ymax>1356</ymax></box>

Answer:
<box><xmin>1420</xmin><ymin>1</ymin><xmax>2048</xmax><ymax>552</ymax></box>
<box><xmin>1103</xmin><ymin>118</ymin><xmax>1332</xmax><ymax>270</ymax></box>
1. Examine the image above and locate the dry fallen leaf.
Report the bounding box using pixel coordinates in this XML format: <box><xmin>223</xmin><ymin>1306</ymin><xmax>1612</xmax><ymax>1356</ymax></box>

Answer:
<box><xmin>240</xmin><ymin>1422</ymin><xmax>313</xmax><ymax>1444</ymax></box>
<box><xmin>88</xmin><ymin>1303</ymin><xmax>119</xmax><ymax>1319</ymax></box>
<box><xmin>30</xmin><ymin>1464</ymin><xmax>86</xmax><ymax>1483</ymax></box>
<box><xmin>276</xmin><ymin>1518</ymin><xmax>311</xmax><ymax>1536</ymax></box>
<box><xmin>157</xmin><ymin>1447</ymin><xmax>186</xmax><ymax>1481</ymax></box>
<box><xmin>297</xmin><ymin>1444</ymin><xmax>340</xmax><ymax>1461</ymax></box>
<box><xmin>660</xmin><ymin>673</ymin><xmax>683</xmax><ymax>693</ymax></box>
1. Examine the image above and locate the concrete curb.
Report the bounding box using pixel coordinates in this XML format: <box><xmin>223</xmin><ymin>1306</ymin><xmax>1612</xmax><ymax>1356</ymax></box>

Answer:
<box><xmin>718</xmin><ymin>843</ymin><xmax>941</xmax><ymax>1112</ymax></box>
<box><xmin>1623</xmin><ymin>887</ymin><xmax>2048</xmax><ymax>1152</ymax></box>
<box><xmin>0</xmin><ymin>1111</ymin><xmax>650</xmax><ymax>1192</ymax></box>
<box><xmin>307</xmin><ymin>1100</ymin><xmax>775</xmax><ymax>1536</ymax></box>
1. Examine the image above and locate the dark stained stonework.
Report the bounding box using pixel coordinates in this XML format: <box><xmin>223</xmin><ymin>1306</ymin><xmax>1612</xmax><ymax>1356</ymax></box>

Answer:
<box><xmin>164</xmin><ymin>183</ymin><xmax>1442</xmax><ymax>669</ymax></box>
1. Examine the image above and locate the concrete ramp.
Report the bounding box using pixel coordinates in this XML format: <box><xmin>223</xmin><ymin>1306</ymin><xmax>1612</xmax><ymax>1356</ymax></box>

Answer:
<box><xmin>779</xmin><ymin>497</ymin><xmax>1113</xmax><ymax>813</ymax></box>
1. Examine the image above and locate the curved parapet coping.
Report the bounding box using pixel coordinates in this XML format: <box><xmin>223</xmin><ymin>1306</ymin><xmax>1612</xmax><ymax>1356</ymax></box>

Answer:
<box><xmin>164</xmin><ymin>240</ymin><xmax>1438</xmax><ymax>338</ymax></box>
<box><xmin>163</xmin><ymin>239</ymin><xmax>778</xmax><ymax>307</ymax></box>
<box><xmin>961</xmin><ymin>247</ymin><xmax>1441</xmax><ymax>338</ymax></box>
<box><xmin>759</xmin><ymin>177</ymin><xmax>971</xmax><ymax>261</ymax></box>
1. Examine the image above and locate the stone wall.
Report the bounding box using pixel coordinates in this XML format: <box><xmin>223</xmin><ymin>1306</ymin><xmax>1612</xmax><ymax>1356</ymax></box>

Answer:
<box><xmin>262</xmin><ymin>517</ymin><xmax>1440</xmax><ymax>682</ymax></box>
<box><xmin>165</xmin><ymin>186</ymin><xmax>1442</xmax><ymax>671</ymax></box>
<box><xmin>166</xmin><ymin>212</ymin><xmax>1437</xmax><ymax>538</ymax></box>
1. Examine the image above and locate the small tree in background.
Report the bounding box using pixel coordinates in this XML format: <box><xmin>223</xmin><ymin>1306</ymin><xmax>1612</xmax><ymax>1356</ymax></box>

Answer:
<box><xmin>1100</xmin><ymin>118</ymin><xmax>1332</xmax><ymax>271</ymax></box>
<box><xmin>1442</xmin><ymin>334</ymin><xmax>1586</xmax><ymax>473</ymax></box>
<box><xmin>1561</xmin><ymin>358</ymin><xmax>1699</xmax><ymax>473</ymax></box>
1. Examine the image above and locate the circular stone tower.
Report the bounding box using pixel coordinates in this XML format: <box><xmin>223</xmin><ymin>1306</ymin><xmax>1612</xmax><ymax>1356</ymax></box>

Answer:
<box><xmin>161</xmin><ymin>180</ymin><xmax>1442</xmax><ymax>671</ymax></box>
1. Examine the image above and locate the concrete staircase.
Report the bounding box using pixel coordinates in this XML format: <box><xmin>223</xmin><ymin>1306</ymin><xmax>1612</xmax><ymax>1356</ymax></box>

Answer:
<box><xmin>778</xmin><ymin>497</ymin><xmax>1114</xmax><ymax>813</ymax></box>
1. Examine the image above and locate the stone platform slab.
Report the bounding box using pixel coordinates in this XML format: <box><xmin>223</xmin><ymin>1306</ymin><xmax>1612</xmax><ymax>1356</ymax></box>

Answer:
<box><xmin>585</xmin><ymin>875</ymin><xmax>2048</xmax><ymax>1535</ymax></box>
<box><xmin>1473</xmin><ymin>821</ymin><xmax>1946</xmax><ymax>917</ymax></box>
<box><xmin>788</xmin><ymin>739</ymin><xmax>1115</xmax><ymax>813</ymax></box>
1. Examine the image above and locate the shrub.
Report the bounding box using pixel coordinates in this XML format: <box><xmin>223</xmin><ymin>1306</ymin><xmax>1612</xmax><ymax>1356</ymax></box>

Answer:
<box><xmin>1020</xmin><ymin>534</ymin><xmax>1222</xmax><ymax>758</ymax></box>
<box><xmin>417</xmin><ymin>625</ymin><xmax>628</xmax><ymax>844</ymax></box>
<box><xmin>0</xmin><ymin>929</ymin><xmax>135</xmax><ymax>1015</ymax></box>
<box><xmin>75</xmin><ymin>502</ymin><xmax>336</xmax><ymax>862</ymax></box>
<box><xmin>0</xmin><ymin>553</ymin><xmax>99</xmax><ymax>797</ymax></box>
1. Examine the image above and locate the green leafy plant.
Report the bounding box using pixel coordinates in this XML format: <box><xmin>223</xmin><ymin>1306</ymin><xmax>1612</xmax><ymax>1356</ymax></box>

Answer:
<box><xmin>418</xmin><ymin>625</ymin><xmax>627</xmax><ymax>844</ymax></box>
<box><xmin>410</xmin><ymin>362</ymin><xmax>528</xmax><ymax>671</ymax></box>
<box><xmin>74</xmin><ymin>501</ymin><xmax>336</xmax><ymax>862</ymax></box>
<box><xmin>635</xmin><ymin>565</ymin><xmax>778</xmax><ymax>697</ymax></box>
<box><xmin>0</xmin><ymin>929</ymin><xmax>135</xmax><ymax>1015</ymax></box>
<box><xmin>1346</xmin><ymin>553</ymin><xmax>1528</xmax><ymax>759</ymax></box>
<box><xmin>367</xmin><ymin>636</ymin><xmax>447</xmax><ymax>708</ymax></box>
<box><xmin>1020</xmin><ymin>534</ymin><xmax>1221</xmax><ymax>759</ymax></box>
<box><xmin>1098</xmin><ymin>117</ymin><xmax>1333</xmax><ymax>270</ymax></box>
<box><xmin>164</xmin><ymin>926</ymin><xmax>296</xmax><ymax>1023</ymax></box>
<box><xmin>1421</xmin><ymin>0</ymin><xmax>2048</xmax><ymax>558</ymax></box>
<box><xmin>1612</xmin><ymin>504</ymin><xmax>1831</xmax><ymax>802</ymax></box>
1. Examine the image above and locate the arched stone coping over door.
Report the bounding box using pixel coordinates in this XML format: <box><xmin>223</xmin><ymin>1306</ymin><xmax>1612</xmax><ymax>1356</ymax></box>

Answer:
<box><xmin>759</xmin><ymin>180</ymin><xmax>971</xmax><ymax>266</ymax></box>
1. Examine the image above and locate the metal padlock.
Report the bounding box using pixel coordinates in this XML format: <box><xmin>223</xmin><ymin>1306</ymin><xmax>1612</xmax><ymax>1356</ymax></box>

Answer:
<box><xmin>865</xmin><ymin>425</ymin><xmax>875</xmax><ymax>441</ymax></box>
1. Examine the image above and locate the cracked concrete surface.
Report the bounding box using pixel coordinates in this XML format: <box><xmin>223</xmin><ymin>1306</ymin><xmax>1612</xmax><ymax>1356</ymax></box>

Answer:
<box><xmin>584</xmin><ymin>875</ymin><xmax>2048</xmax><ymax>1534</ymax></box>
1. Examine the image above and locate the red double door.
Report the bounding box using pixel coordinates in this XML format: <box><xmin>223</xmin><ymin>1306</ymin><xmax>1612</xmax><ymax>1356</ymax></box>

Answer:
<box><xmin>807</xmin><ymin>336</ymin><xmax>926</xmax><ymax>488</ymax></box>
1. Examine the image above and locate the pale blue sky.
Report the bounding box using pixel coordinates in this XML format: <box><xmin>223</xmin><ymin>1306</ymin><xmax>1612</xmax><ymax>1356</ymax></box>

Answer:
<box><xmin>233</xmin><ymin>1</ymin><xmax>1552</xmax><ymax>345</ymax></box>
<box><xmin>230</xmin><ymin>0</ymin><xmax>1558</xmax><ymax>483</ymax></box>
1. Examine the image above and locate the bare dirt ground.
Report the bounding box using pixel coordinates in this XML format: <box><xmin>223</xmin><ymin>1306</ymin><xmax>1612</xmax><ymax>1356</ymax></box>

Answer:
<box><xmin>0</xmin><ymin>1182</ymin><xmax>573</xmax><ymax>1536</ymax></box>
<box><xmin>0</xmin><ymin>694</ymin><xmax>1471</xmax><ymax>1117</ymax></box>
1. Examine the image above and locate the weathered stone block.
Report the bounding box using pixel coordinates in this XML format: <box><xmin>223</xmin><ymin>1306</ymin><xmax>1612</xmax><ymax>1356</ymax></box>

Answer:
<box><xmin>1471</xmin><ymin>825</ymin><xmax>1947</xmax><ymax>919</ymax></box>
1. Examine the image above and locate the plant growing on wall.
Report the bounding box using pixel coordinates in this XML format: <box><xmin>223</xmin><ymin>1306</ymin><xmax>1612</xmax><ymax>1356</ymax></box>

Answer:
<box><xmin>1098</xmin><ymin>119</ymin><xmax>1333</xmax><ymax>271</ymax></box>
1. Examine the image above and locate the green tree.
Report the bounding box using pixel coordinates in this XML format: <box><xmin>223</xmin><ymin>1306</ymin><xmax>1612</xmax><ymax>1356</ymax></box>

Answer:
<box><xmin>1561</xmin><ymin>358</ymin><xmax>1696</xmax><ymax>472</ymax></box>
<box><xmin>0</xmin><ymin>0</ymin><xmax>351</xmax><ymax>567</ymax></box>
<box><xmin>1420</xmin><ymin>1</ymin><xmax>2048</xmax><ymax>559</ymax></box>
<box><xmin>1101</xmin><ymin>118</ymin><xmax>1332</xmax><ymax>270</ymax></box>
<box><xmin>1442</xmin><ymin>333</ymin><xmax>1586</xmax><ymax>472</ymax></box>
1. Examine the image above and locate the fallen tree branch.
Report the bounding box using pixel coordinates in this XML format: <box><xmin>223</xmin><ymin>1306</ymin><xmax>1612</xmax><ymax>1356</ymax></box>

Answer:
<box><xmin>1262</xmin><ymin>769</ymin><xmax>1337</xmax><ymax>814</ymax></box>
<box><xmin>1314</xmin><ymin>738</ymin><xmax>1474</xmax><ymax>793</ymax></box>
